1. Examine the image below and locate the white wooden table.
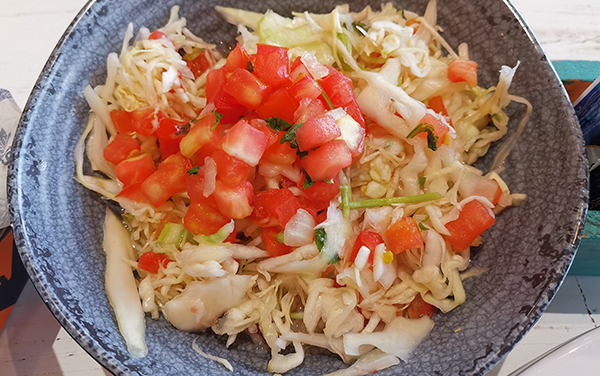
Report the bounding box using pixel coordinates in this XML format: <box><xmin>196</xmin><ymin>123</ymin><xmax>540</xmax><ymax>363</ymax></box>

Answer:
<box><xmin>1</xmin><ymin>0</ymin><xmax>599</xmax><ymax>375</ymax></box>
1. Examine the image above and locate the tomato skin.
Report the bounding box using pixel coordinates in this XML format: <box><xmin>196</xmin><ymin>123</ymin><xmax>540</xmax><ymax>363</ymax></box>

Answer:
<box><xmin>256</xmin><ymin>88</ymin><xmax>299</xmax><ymax>124</ymax></box>
<box><xmin>407</xmin><ymin>294</ymin><xmax>436</xmax><ymax>319</ymax></box>
<box><xmin>184</xmin><ymin>200</ymin><xmax>230</xmax><ymax>236</ymax></box>
<box><xmin>443</xmin><ymin>200</ymin><xmax>495</xmax><ymax>251</ymax></box>
<box><xmin>221</xmin><ymin>120</ymin><xmax>269</xmax><ymax>167</ymax></box>
<box><xmin>253</xmin><ymin>44</ymin><xmax>292</xmax><ymax>88</ymax></box>
<box><xmin>179</xmin><ymin>112</ymin><xmax>220</xmax><ymax>158</ymax></box>
<box><xmin>114</xmin><ymin>153</ymin><xmax>156</xmax><ymax>187</ymax></box>
<box><xmin>300</xmin><ymin>175</ymin><xmax>340</xmax><ymax>209</ymax></box>
<box><xmin>185</xmin><ymin>49</ymin><xmax>213</xmax><ymax>78</ymax></box>
<box><xmin>385</xmin><ymin>217</ymin><xmax>424</xmax><ymax>253</ymax></box>
<box><xmin>212</xmin><ymin>180</ymin><xmax>254</xmax><ymax>219</ymax></box>
<box><xmin>211</xmin><ymin>149</ymin><xmax>251</xmax><ymax>185</ymax></box>
<box><xmin>447</xmin><ymin>60</ymin><xmax>478</xmax><ymax>87</ymax></box>
<box><xmin>349</xmin><ymin>230</ymin><xmax>384</xmax><ymax>265</ymax></box>
<box><xmin>141</xmin><ymin>153</ymin><xmax>193</xmax><ymax>207</ymax></box>
<box><xmin>103</xmin><ymin>134</ymin><xmax>141</xmax><ymax>165</ymax></box>
<box><xmin>319</xmin><ymin>72</ymin><xmax>355</xmax><ymax>107</ymax></box>
<box><xmin>261</xmin><ymin>226</ymin><xmax>291</xmax><ymax>257</ymax></box>
<box><xmin>301</xmin><ymin>140</ymin><xmax>352</xmax><ymax>182</ymax></box>
<box><xmin>223</xmin><ymin>68</ymin><xmax>272</xmax><ymax>109</ymax></box>
<box><xmin>295</xmin><ymin>113</ymin><xmax>341</xmax><ymax>151</ymax></box>
<box><xmin>138</xmin><ymin>252</ymin><xmax>171</xmax><ymax>273</ymax></box>
<box><xmin>254</xmin><ymin>188</ymin><xmax>301</xmax><ymax>227</ymax></box>
<box><xmin>110</xmin><ymin>109</ymin><xmax>134</xmax><ymax>133</ymax></box>
<box><xmin>224</xmin><ymin>43</ymin><xmax>254</xmax><ymax>72</ymax></box>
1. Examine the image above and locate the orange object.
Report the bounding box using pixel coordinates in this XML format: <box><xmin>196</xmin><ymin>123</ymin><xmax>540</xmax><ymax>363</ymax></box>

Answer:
<box><xmin>448</xmin><ymin>60</ymin><xmax>478</xmax><ymax>87</ymax></box>
<box><xmin>444</xmin><ymin>200</ymin><xmax>496</xmax><ymax>251</ymax></box>
<box><xmin>385</xmin><ymin>217</ymin><xmax>424</xmax><ymax>253</ymax></box>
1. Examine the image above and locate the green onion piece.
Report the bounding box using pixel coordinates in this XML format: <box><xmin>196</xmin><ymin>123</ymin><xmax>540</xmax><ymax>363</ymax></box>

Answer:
<box><xmin>276</xmin><ymin>231</ymin><xmax>285</xmax><ymax>244</ymax></box>
<box><xmin>418</xmin><ymin>176</ymin><xmax>426</xmax><ymax>189</ymax></box>
<box><xmin>187</xmin><ymin>166</ymin><xmax>199</xmax><ymax>176</ymax></box>
<box><xmin>211</xmin><ymin>110</ymin><xmax>223</xmax><ymax>131</ymax></box>
<box><xmin>406</xmin><ymin>123</ymin><xmax>438</xmax><ymax>151</ymax></box>
<box><xmin>157</xmin><ymin>223</ymin><xmax>189</xmax><ymax>247</ymax></box>
<box><xmin>340</xmin><ymin>184</ymin><xmax>351</xmax><ymax>218</ymax></box>
<box><xmin>418</xmin><ymin>222</ymin><xmax>429</xmax><ymax>231</ymax></box>
<box><xmin>316</xmin><ymin>82</ymin><xmax>335</xmax><ymax>110</ymax></box>
<box><xmin>337</xmin><ymin>33</ymin><xmax>351</xmax><ymax>51</ymax></box>
<box><xmin>352</xmin><ymin>21</ymin><xmax>369</xmax><ymax>32</ymax></box>
<box><xmin>491</xmin><ymin>113</ymin><xmax>500</xmax><ymax>122</ymax></box>
<box><xmin>290</xmin><ymin>312</ymin><xmax>304</xmax><ymax>320</ymax></box>
<box><xmin>314</xmin><ymin>228</ymin><xmax>326</xmax><ymax>251</ymax></box>
<box><xmin>347</xmin><ymin>192</ymin><xmax>443</xmax><ymax>209</ymax></box>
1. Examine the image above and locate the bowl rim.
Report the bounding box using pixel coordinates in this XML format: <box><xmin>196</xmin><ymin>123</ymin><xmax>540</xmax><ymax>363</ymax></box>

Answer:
<box><xmin>7</xmin><ymin>0</ymin><xmax>589</xmax><ymax>375</ymax></box>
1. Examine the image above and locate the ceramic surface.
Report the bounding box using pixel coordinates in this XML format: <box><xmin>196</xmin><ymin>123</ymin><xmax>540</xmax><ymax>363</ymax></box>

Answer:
<box><xmin>7</xmin><ymin>0</ymin><xmax>588</xmax><ymax>375</ymax></box>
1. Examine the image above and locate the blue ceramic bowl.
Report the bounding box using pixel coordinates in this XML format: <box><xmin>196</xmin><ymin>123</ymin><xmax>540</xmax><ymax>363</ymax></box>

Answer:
<box><xmin>8</xmin><ymin>0</ymin><xmax>588</xmax><ymax>375</ymax></box>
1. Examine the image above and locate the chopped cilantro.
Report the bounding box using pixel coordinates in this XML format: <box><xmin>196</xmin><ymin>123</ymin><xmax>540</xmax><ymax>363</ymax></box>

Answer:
<box><xmin>302</xmin><ymin>172</ymin><xmax>315</xmax><ymax>189</ymax></box>
<box><xmin>297</xmin><ymin>150</ymin><xmax>309</xmax><ymax>159</ymax></box>
<box><xmin>211</xmin><ymin>110</ymin><xmax>223</xmax><ymax>131</ymax></box>
<box><xmin>280</xmin><ymin>122</ymin><xmax>304</xmax><ymax>144</ymax></box>
<box><xmin>314</xmin><ymin>228</ymin><xmax>326</xmax><ymax>252</ymax></box>
<box><xmin>266</xmin><ymin>117</ymin><xmax>295</xmax><ymax>132</ymax></box>
<box><xmin>187</xmin><ymin>166</ymin><xmax>199</xmax><ymax>176</ymax></box>
<box><xmin>325</xmin><ymin>179</ymin><xmax>334</xmax><ymax>184</ymax></box>
<box><xmin>175</xmin><ymin>122</ymin><xmax>191</xmax><ymax>136</ymax></box>
<box><xmin>352</xmin><ymin>21</ymin><xmax>369</xmax><ymax>32</ymax></box>
<box><xmin>328</xmin><ymin>255</ymin><xmax>342</xmax><ymax>265</ymax></box>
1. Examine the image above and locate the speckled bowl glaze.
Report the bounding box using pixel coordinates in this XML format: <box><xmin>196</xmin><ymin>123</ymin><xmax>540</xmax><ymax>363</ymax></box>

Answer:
<box><xmin>8</xmin><ymin>0</ymin><xmax>587</xmax><ymax>375</ymax></box>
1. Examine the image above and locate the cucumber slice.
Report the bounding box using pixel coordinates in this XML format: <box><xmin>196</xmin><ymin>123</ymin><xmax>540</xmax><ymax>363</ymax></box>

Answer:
<box><xmin>157</xmin><ymin>223</ymin><xmax>189</xmax><ymax>247</ymax></box>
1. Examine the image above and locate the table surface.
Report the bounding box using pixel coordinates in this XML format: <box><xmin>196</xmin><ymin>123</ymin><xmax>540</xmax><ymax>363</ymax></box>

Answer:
<box><xmin>1</xmin><ymin>0</ymin><xmax>600</xmax><ymax>375</ymax></box>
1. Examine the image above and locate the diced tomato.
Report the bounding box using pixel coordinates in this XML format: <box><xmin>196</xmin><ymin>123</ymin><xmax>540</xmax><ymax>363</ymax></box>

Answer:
<box><xmin>179</xmin><ymin>112</ymin><xmax>220</xmax><ymax>158</ymax></box>
<box><xmin>319</xmin><ymin>72</ymin><xmax>355</xmax><ymax>107</ymax></box>
<box><xmin>261</xmin><ymin>226</ymin><xmax>291</xmax><ymax>257</ymax></box>
<box><xmin>110</xmin><ymin>109</ymin><xmax>133</xmax><ymax>134</ymax></box>
<box><xmin>343</xmin><ymin>101</ymin><xmax>366</xmax><ymax>128</ymax></box>
<box><xmin>157</xmin><ymin>117</ymin><xmax>184</xmax><ymax>139</ymax></box>
<box><xmin>224</xmin><ymin>43</ymin><xmax>254</xmax><ymax>73</ymax></box>
<box><xmin>141</xmin><ymin>153</ymin><xmax>193</xmax><ymax>207</ymax></box>
<box><xmin>138</xmin><ymin>252</ymin><xmax>171</xmax><ymax>273</ymax></box>
<box><xmin>407</xmin><ymin>294</ymin><xmax>436</xmax><ymax>319</ymax></box>
<box><xmin>427</xmin><ymin>96</ymin><xmax>449</xmax><ymax>117</ymax></box>
<box><xmin>295</xmin><ymin>113</ymin><xmax>341</xmax><ymax>151</ymax></box>
<box><xmin>206</xmin><ymin>68</ymin><xmax>247</xmax><ymax>115</ymax></box>
<box><xmin>349</xmin><ymin>230</ymin><xmax>384</xmax><ymax>265</ymax></box>
<box><xmin>184</xmin><ymin>200</ymin><xmax>230</xmax><ymax>236</ymax></box>
<box><xmin>294</xmin><ymin>97</ymin><xmax>327</xmax><ymax>124</ymax></box>
<box><xmin>193</xmin><ymin>128</ymin><xmax>222</xmax><ymax>163</ymax></box>
<box><xmin>248</xmin><ymin>118</ymin><xmax>279</xmax><ymax>148</ymax></box>
<box><xmin>287</xmin><ymin>75</ymin><xmax>322</xmax><ymax>101</ymax></box>
<box><xmin>296</xmin><ymin>196</ymin><xmax>319</xmax><ymax>220</ymax></box>
<box><xmin>158</xmin><ymin>137</ymin><xmax>182</xmax><ymax>159</ymax></box>
<box><xmin>458</xmin><ymin>171</ymin><xmax>503</xmax><ymax>206</ymax></box>
<box><xmin>253</xmin><ymin>44</ymin><xmax>291</xmax><ymax>88</ymax></box>
<box><xmin>443</xmin><ymin>199</ymin><xmax>495</xmax><ymax>251</ymax></box>
<box><xmin>116</xmin><ymin>183</ymin><xmax>148</xmax><ymax>203</ymax></box>
<box><xmin>221</xmin><ymin>119</ymin><xmax>269</xmax><ymax>166</ymax></box>
<box><xmin>211</xmin><ymin>149</ymin><xmax>251</xmax><ymax>185</ymax></box>
<box><xmin>419</xmin><ymin>113</ymin><xmax>451</xmax><ymax>147</ymax></box>
<box><xmin>212</xmin><ymin>180</ymin><xmax>254</xmax><ymax>219</ymax></box>
<box><xmin>103</xmin><ymin>134</ymin><xmax>140</xmax><ymax>165</ymax></box>
<box><xmin>301</xmin><ymin>140</ymin><xmax>352</xmax><ymax>181</ymax></box>
<box><xmin>114</xmin><ymin>153</ymin><xmax>156</xmax><ymax>187</ymax></box>
<box><xmin>154</xmin><ymin>212</ymin><xmax>181</xmax><ymax>238</ymax></box>
<box><xmin>290</xmin><ymin>57</ymin><xmax>311</xmax><ymax>82</ymax></box>
<box><xmin>224</xmin><ymin>230</ymin><xmax>237</xmax><ymax>244</ymax></box>
<box><xmin>447</xmin><ymin>60</ymin><xmax>478</xmax><ymax>88</ymax></box>
<box><xmin>256</xmin><ymin>88</ymin><xmax>299</xmax><ymax>124</ymax></box>
<box><xmin>254</xmin><ymin>188</ymin><xmax>301</xmax><ymax>227</ymax></box>
<box><xmin>186</xmin><ymin>173</ymin><xmax>209</xmax><ymax>202</ymax></box>
<box><xmin>223</xmin><ymin>68</ymin><xmax>272</xmax><ymax>109</ymax></box>
<box><xmin>301</xmin><ymin>175</ymin><xmax>340</xmax><ymax>208</ymax></box>
<box><xmin>385</xmin><ymin>217</ymin><xmax>424</xmax><ymax>253</ymax></box>
<box><xmin>184</xmin><ymin>49</ymin><xmax>213</xmax><ymax>78</ymax></box>
<box><xmin>148</xmin><ymin>31</ymin><xmax>167</xmax><ymax>40</ymax></box>
<box><xmin>262</xmin><ymin>133</ymin><xmax>296</xmax><ymax>164</ymax></box>
<box><xmin>130</xmin><ymin>108</ymin><xmax>157</xmax><ymax>136</ymax></box>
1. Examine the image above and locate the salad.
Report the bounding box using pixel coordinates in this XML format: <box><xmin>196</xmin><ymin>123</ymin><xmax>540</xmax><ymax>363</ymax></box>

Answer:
<box><xmin>75</xmin><ymin>1</ymin><xmax>530</xmax><ymax>374</ymax></box>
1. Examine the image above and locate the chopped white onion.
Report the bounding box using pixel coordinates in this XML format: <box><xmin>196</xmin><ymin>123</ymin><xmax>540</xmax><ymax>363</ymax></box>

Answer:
<box><xmin>203</xmin><ymin>156</ymin><xmax>217</xmax><ymax>197</ymax></box>
<box><xmin>354</xmin><ymin>246</ymin><xmax>370</xmax><ymax>270</ymax></box>
<box><xmin>284</xmin><ymin>209</ymin><xmax>316</xmax><ymax>246</ymax></box>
